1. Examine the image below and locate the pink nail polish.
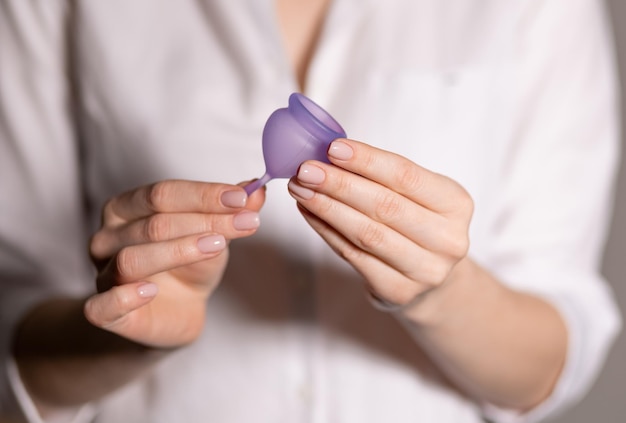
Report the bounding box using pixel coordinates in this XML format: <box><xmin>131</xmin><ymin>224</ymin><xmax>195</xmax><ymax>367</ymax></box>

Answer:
<box><xmin>221</xmin><ymin>190</ymin><xmax>247</xmax><ymax>208</ymax></box>
<box><xmin>288</xmin><ymin>180</ymin><xmax>315</xmax><ymax>200</ymax></box>
<box><xmin>137</xmin><ymin>282</ymin><xmax>158</xmax><ymax>298</ymax></box>
<box><xmin>328</xmin><ymin>140</ymin><xmax>353</xmax><ymax>160</ymax></box>
<box><xmin>233</xmin><ymin>211</ymin><xmax>260</xmax><ymax>230</ymax></box>
<box><xmin>298</xmin><ymin>163</ymin><xmax>326</xmax><ymax>185</ymax></box>
<box><xmin>197</xmin><ymin>234</ymin><xmax>226</xmax><ymax>253</ymax></box>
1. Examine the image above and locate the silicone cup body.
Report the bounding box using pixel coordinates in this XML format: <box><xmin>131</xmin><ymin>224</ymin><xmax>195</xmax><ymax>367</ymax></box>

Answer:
<box><xmin>244</xmin><ymin>93</ymin><xmax>347</xmax><ymax>195</ymax></box>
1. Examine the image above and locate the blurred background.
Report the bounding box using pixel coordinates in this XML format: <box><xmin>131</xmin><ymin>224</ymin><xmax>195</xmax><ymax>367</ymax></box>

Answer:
<box><xmin>551</xmin><ymin>1</ymin><xmax>626</xmax><ymax>422</ymax></box>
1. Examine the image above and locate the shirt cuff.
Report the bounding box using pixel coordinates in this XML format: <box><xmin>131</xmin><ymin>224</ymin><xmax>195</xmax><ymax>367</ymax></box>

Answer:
<box><xmin>6</xmin><ymin>357</ymin><xmax>96</xmax><ymax>423</ymax></box>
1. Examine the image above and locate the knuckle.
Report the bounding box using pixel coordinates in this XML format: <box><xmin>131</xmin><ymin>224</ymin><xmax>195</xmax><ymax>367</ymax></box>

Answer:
<box><xmin>110</xmin><ymin>287</ymin><xmax>132</xmax><ymax>312</ymax></box>
<box><xmin>146</xmin><ymin>181</ymin><xmax>170</xmax><ymax>212</ymax></box>
<box><xmin>454</xmin><ymin>188</ymin><xmax>474</xmax><ymax>215</ymax></box>
<box><xmin>170</xmin><ymin>241</ymin><xmax>195</xmax><ymax>263</ymax></box>
<box><xmin>374</xmin><ymin>191</ymin><xmax>402</xmax><ymax>221</ymax></box>
<box><xmin>102</xmin><ymin>200</ymin><xmax>117</xmax><ymax>224</ymax></box>
<box><xmin>450</xmin><ymin>232</ymin><xmax>470</xmax><ymax>258</ymax></box>
<box><xmin>356</xmin><ymin>222</ymin><xmax>385</xmax><ymax>251</ymax></box>
<box><xmin>313</xmin><ymin>193</ymin><xmax>337</xmax><ymax>217</ymax></box>
<box><xmin>336</xmin><ymin>172</ymin><xmax>354</xmax><ymax>192</ymax></box>
<box><xmin>199</xmin><ymin>185</ymin><xmax>215</xmax><ymax>210</ymax></box>
<box><xmin>201</xmin><ymin>216</ymin><xmax>217</xmax><ymax>234</ymax></box>
<box><xmin>423</xmin><ymin>258</ymin><xmax>453</xmax><ymax>286</ymax></box>
<box><xmin>85</xmin><ymin>290</ymin><xmax>131</xmax><ymax>330</ymax></box>
<box><xmin>316</xmin><ymin>199</ymin><xmax>335</xmax><ymax>218</ymax></box>
<box><xmin>442</xmin><ymin>236</ymin><xmax>468</xmax><ymax>261</ymax></box>
<box><xmin>361</xmin><ymin>147</ymin><xmax>378</xmax><ymax>171</ymax></box>
<box><xmin>89</xmin><ymin>231</ymin><xmax>108</xmax><ymax>260</ymax></box>
<box><xmin>115</xmin><ymin>247</ymin><xmax>140</xmax><ymax>281</ymax></box>
<box><xmin>462</xmin><ymin>193</ymin><xmax>475</xmax><ymax>217</ymax></box>
<box><xmin>83</xmin><ymin>298</ymin><xmax>102</xmax><ymax>326</ymax></box>
<box><xmin>439</xmin><ymin>225</ymin><xmax>470</xmax><ymax>259</ymax></box>
<box><xmin>334</xmin><ymin>242</ymin><xmax>365</xmax><ymax>265</ymax></box>
<box><xmin>395</xmin><ymin>160</ymin><xmax>424</xmax><ymax>193</ymax></box>
<box><xmin>327</xmin><ymin>171</ymin><xmax>353</xmax><ymax>199</ymax></box>
<box><xmin>145</xmin><ymin>214</ymin><xmax>171</xmax><ymax>242</ymax></box>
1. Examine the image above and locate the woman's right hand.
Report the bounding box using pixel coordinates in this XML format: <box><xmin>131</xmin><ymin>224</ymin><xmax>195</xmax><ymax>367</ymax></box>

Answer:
<box><xmin>85</xmin><ymin>180</ymin><xmax>265</xmax><ymax>348</ymax></box>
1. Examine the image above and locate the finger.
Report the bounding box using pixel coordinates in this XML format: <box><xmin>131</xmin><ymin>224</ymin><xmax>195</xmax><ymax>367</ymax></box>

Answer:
<box><xmin>237</xmin><ymin>180</ymin><xmax>266</xmax><ymax>211</ymax></box>
<box><xmin>295</xmin><ymin>204</ymin><xmax>430</xmax><ymax>304</ymax></box>
<box><xmin>289</xmin><ymin>179</ymin><xmax>451</xmax><ymax>286</ymax></box>
<box><xmin>91</xmin><ymin>210</ymin><xmax>260</xmax><ymax>261</ymax></box>
<box><xmin>289</xmin><ymin>160</ymin><xmax>469</xmax><ymax>258</ymax></box>
<box><xmin>84</xmin><ymin>281</ymin><xmax>158</xmax><ymax>330</ymax></box>
<box><xmin>97</xmin><ymin>233</ymin><xmax>227</xmax><ymax>291</ymax></box>
<box><xmin>103</xmin><ymin>181</ymin><xmax>251</xmax><ymax>226</ymax></box>
<box><xmin>291</xmin><ymin>161</ymin><xmax>459</xmax><ymax>253</ymax></box>
<box><xmin>327</xmin><ymin>139</ymin><xmax>471</xmax><ymax>214</ymax></box>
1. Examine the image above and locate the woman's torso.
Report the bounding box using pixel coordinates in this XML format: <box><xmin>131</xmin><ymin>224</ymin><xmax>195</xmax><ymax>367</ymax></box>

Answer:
<box><xmin>70</xmin><ymin>0</ymin><xmax>522</xmax><ymax>421</ymax></box>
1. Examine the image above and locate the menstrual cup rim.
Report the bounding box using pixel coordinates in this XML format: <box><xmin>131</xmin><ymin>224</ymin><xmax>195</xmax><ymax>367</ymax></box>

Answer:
<box><xmin>288</xmin><ymin>93</ymin><xmax>347</xmax><ymax>141</ymax></box>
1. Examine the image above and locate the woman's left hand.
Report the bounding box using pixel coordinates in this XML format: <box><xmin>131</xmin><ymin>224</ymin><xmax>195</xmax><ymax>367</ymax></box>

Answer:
<box><xmin>287</xmin><ymin>138</ymin><xmax>474</xmax><ymax>307</ymax></box>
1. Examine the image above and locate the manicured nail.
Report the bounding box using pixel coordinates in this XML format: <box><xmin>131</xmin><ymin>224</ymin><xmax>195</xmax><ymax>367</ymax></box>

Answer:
<box><xmin>298</xmin><ymin>163</ymin><xmax>326</xmax><ymax>185</ymax></box>
<box><xmin>221</xmin><ymin>190</ymin><xmax>247</xmax><ymax>208</ymax></box>
<box><xmin>197</xmin><ymin>234</ymin><xmax>226</xmax><ymax>253</ymax></box>
<box><xmin>233</xmin><ymin>211</ymin><xmax>260</xmax><ymax>230</ymax></box>
<box><xmin>137</xmin><ymin>282</ymin><xmax>158</xmax><ymax>298</ymax></box>
<box><xmin>288</xmin><ymin>180</ymin><xmax>315</xmax><ymax>200</ymax></box>
<box><xmin>328</xmin><ymin>140</ymin><xmax>353</xmax><ymax>160</ymax></box>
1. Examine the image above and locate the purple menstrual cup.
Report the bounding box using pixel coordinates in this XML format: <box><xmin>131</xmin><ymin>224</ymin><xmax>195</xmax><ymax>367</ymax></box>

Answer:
<box><xmin>244</xmin><ymin>93</ymin><xmax>347</xmax><ymax>195</ymax></box>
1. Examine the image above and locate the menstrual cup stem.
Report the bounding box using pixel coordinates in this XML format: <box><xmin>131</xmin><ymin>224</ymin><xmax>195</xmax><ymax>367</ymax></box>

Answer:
<box><xmin>244</xmin><ymin>172</ymin><xmax>272</xmax><ymax>196</ymax></box>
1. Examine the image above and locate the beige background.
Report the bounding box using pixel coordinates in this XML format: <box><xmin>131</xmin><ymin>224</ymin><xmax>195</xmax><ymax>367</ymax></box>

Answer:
<box><xmin>550</xmin><ymin>1</ymin><xmax>626</xmax><ymax>422</ymax></box>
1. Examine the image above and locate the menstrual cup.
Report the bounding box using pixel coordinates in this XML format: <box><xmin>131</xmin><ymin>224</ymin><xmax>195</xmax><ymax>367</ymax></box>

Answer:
<box><xmin>244</xmin><ymin>93</ymin><xmax>347</xmax><ymax>195</ymax></box>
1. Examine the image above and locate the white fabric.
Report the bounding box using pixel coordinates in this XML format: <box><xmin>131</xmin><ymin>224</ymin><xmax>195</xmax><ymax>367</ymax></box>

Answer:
<box><xmin>0</xmin><ymin>0</ymin><xmax>621</xmax><ymax>422</ymax></box>
<box><xmin>5</xmin><ymin>358</ymin><xmax>96</xmax><ymax>423</ymax></box>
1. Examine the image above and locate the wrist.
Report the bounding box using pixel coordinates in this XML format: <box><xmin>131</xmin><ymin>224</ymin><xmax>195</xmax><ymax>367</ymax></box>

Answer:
<box><xmin>14</xmin><ymin>297</ymin><xmax>170</xmax><ymax>411</ymax></box>
<box><xmin>367</xmin><ymin>287</ymin><xmax>435</xmax><ymax>314</ymax></box>
<box><xmin>398</xmin><ymin>257</ymin><xmax>483</xmax><ymax>326</ymax></box>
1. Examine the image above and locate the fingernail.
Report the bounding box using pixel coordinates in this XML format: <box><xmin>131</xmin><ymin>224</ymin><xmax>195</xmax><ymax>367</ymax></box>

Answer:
<box><xmin>298</xmin><ymin>163</ymin><xmax>326</xmax><ymax>185</ymax></box>
<box><xmin>221</xmin><ymin>190</ymin><xmax>247</xmax><ymax>208</ymax></box>
<box><xmin>197</xmin><ymin>234</ymin><xmax>226</xmax><ymax>253</ymax></box>
<box><xmin>328</xmin><ymin>140</ymin><xmax>353</xmax><ymax>160</ymax></box>
<box><xmin>288</xmin><ymin>180</ymin><xmax>315</xmax><ymax>200</ymax></box>
<box><xmin>233</xmin><ymin>210</ymin><xmax>260</xmax><ymax>230</ymax></box>
<box><xmin>137</xmin><ymin>282</ymin><xmax>158</xmax><ymax>298</ymax></box>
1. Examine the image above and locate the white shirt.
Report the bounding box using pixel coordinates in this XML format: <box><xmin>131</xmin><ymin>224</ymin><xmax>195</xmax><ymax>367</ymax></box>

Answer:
<box><xmin>0</xmin><ymin>0</ymin><xmax>621</xmax><ymax>422</ymax></box>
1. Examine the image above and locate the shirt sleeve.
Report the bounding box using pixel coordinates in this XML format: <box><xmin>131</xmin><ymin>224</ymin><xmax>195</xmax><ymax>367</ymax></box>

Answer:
<box><xmin>0</xmin><ymin>1</ymin><xmax>95</xmax><ymax>421</ymax></box>
<box><xmin>5</xmin><ymin>358</ymin><xmax>96</xmax><ymax>423</ymax></box>
<box><xmin>480</xmin><ymin>0</ymin><xmax>621</xmax><ymax>421</ymax></box>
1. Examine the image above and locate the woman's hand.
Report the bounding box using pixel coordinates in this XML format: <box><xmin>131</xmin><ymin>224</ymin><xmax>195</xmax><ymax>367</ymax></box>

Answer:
<box><xmin>287</xmin><ymin>139</ymin><xmax>473</xmax><ymax>307</ymax></box>
<box><xmin>85</xmin><ymin>180</ymin><xmax>265</xmax><ymax>348</ymax></box>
